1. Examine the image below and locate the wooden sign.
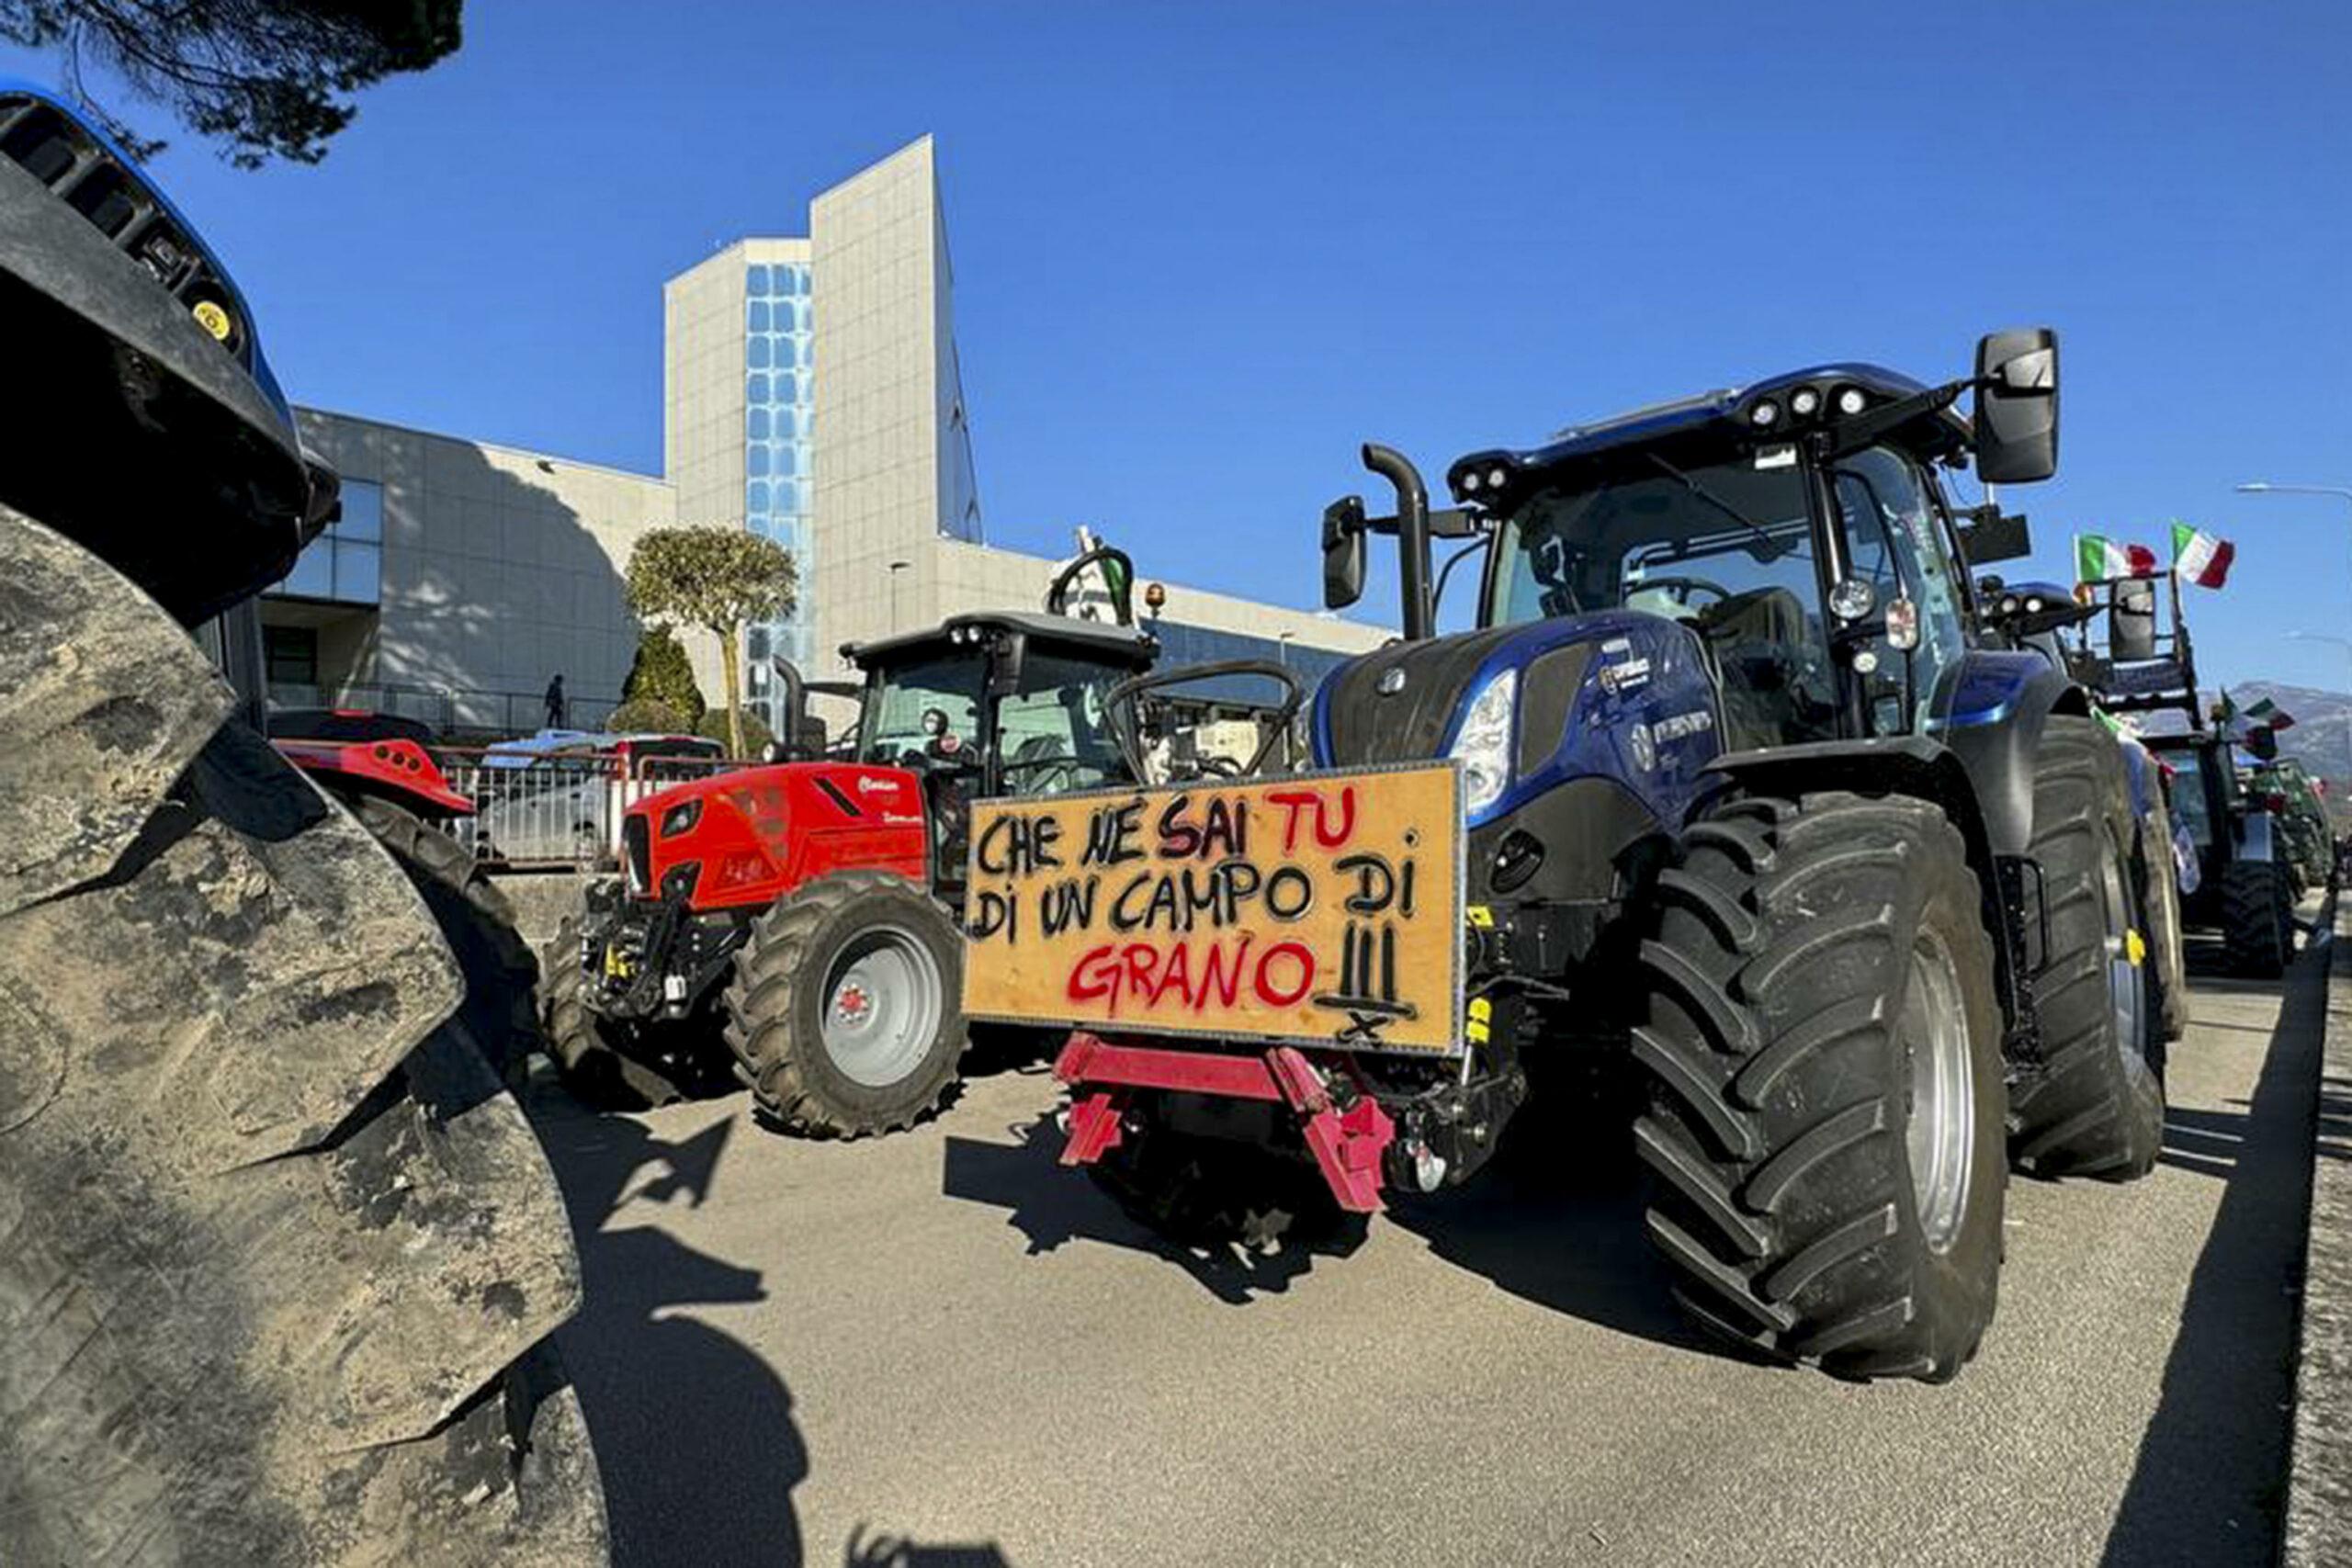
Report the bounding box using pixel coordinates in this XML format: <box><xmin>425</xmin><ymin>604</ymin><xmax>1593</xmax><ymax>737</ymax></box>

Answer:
<box><xmin>960</xmin><ymin>762</ymin><xmax>1463</xmax><ymax>1055</ymax></box>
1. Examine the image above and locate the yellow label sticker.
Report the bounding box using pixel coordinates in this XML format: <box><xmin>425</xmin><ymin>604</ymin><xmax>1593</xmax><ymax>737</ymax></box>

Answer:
<box><xmin>191</xmin><ymin>299</ymin><xmax>232</xmax><ymax>341</ymax></box>
<box><xmin>1466</xmin><ymin>905</ymin><xmax>1495</xmax><ymax>929</ymax></box>
<box><xmin>2125</xmin><ymin>929</ymin><xmax>2146</xmax><ymax>967</ymax></box>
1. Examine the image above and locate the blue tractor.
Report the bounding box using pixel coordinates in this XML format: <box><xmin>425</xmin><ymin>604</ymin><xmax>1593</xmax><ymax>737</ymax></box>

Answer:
<box><xmin>1073</xmin><ymin>332</ymin><xmax>2167</xmax><ymax>1382</ymax></box>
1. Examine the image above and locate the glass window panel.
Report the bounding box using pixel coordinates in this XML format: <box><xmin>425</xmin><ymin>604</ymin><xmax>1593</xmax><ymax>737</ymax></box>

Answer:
<box><xmin>773</xmin><ymin>371</ymin><xmax>797</xmax><ymax>403</ymax></box>
<box><xmin>746</xmin><ymin>335</ymin><xmax>770</xmax><ymax>369</ymax></box>
<box><xmin>773</xmin><ymin>407</ymin><xmax>799</xmax><ymax>441</ymax></box>
<box><xmin>746</xmin><ymin>374</ymin><xmax>768</xmax><ymax>403</ymax></box>
<box><xmin>747</xmin><ymin>479</ymin><xmax>771</xmax><ymax>513</ymax></box>
<box><xmin>772</xmin><ymin>444</ymin><xmax>797</xmax><ymax>477</ymax></box>
<box><xmin>748</xmin><ymin>406</ymin><xmax>770</xmax><ymax>440</ymax></box>
<box><xmin>338</xmin><ymin>479</ymin><xmax>384</xmax><ymax>542</ymax></box>
<box><xmin>280</xmin><ymin>542</ymin><xmax>333</xmax><ymax>599</ymax></box>
<box><xmin>748</xmin><ymin>299</ymin><xmax>770</xmax><ymax>332</ymax></box>
<box><xmin>333</xmin><ymin>541</ymin><xmax>382</xmax><ymax>604</ymax></box>
<box><xmin>779</xmin><ymin>265</ymin><xmax>804</xmax><ymax>297</ymax></box>
<box><xmin>747</xmin><ymin>264</ymin><xmax>770</xmax><ymax>295</ymax></box>
<box><xmin>747</xmin><ymin>445</ymin><xmax>771</xmax><ymax>478</ymax></box>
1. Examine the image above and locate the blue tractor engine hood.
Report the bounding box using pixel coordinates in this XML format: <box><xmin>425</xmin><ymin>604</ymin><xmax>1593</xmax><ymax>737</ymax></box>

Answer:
<box><xmin>1311</xmin><ymin>610</ymin><xmax>1724</xmax><ymax>835</ymax></box>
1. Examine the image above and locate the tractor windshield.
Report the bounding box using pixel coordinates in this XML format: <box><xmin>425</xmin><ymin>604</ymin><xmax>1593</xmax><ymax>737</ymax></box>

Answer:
<box><xmin>1487</xmin><ymin>451</ymin><xmax>1838</xmax><ymax>747</ymax></box>
<box><xmin>2167</xmin><ymin>749</ymin><xmax>2214</xmax><ymax>847</ymax></box>
<box><xmin>858</xmin><ymin>645</ymin><xmax>1131</xmax><ymax>790</ymax></box>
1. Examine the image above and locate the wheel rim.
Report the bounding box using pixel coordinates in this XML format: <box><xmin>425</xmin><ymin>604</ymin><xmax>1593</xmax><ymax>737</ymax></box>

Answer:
<box><xmin>819</xmin><ymin>924</ymin><xmax>944</xmax><ymax>1089</ymax></box>
<box><xmin>2097</xmin><ymin>828</ymin><xmax>2148</xmax><ymax>1062</ymax></box>
<box><xmin>1901</xmin><ymin>929</ymin><xmax>1974</xmax><ymax>1254</ymax></box>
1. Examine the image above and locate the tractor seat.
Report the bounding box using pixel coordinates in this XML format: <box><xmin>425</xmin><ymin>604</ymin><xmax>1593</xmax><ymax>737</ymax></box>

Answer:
<box><xmin>1696</xmin><ymin>586</ymin><xmax>1821</xmax><ymax>750</ymax></box>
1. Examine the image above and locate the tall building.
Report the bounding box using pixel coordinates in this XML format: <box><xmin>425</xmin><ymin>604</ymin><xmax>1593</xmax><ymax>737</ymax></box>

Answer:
<box><xmin>262</xmin><ymin>136</ymin><xmax>1384</xmax><ymax>740</ymax></box>
<box><xmin>666</xmin><ymin>136</ymin><xmax>1383</xmax><ymax>731</ymax></box>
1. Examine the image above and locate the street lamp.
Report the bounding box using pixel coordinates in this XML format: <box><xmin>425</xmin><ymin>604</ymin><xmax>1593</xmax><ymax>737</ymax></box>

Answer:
<box><xmin>887</xmin><ymin>558</ymin><xmax>910</xmax><ymax>634</ymax></box>
<box><xmin>1277</xmin><ymin>629</ymin><xmax>1295</xmax><ymax>670</ymax></box>
<box><xmin>2286</xmin><ymin>630</ymin><xmax>2352</xmax><ymax>784</ymax></box>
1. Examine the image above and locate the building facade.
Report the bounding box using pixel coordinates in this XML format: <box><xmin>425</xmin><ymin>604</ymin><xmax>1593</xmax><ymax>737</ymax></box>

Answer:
<box><xmin>268</xmin><ymin>410</ymin><xmax>676</xmax><ymax>734</ymax></box>
<box><xmin>264</xmin><ymin>136</ymin><xmax>1384</xmax><ymax>742</ymax></box>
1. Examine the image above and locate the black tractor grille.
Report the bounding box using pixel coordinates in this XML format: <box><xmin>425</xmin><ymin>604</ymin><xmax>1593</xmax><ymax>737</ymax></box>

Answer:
<box><xmin>0</xmin><ymin>93</ymin><xmax>249</xmax><ymax>366</ymax></box>
<box><xmin>623</xmin><ymin>817</ymin><xmax>651</xmax><ymax>896</ymax></box>
<box><xmin>1322</xmin><ymin>626</ymin><xmax>1522</xmax><ymax>766</ymax></box>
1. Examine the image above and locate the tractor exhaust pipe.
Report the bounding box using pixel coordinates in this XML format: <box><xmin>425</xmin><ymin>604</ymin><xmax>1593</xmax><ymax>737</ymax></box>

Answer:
<box><xmin>1363</xmin><ymin>443</ymin><xmax>1434</xmax><ymax>642</ymax></box>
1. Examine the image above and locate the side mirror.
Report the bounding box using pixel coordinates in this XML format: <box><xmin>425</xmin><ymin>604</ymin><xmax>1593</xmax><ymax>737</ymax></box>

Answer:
<box><xmin>1973</xmin><ymin>327</ymin><xmax>2060</xmax><ymax>484</ymax></box>
<box><xmin>986</xmin><ymin>631</ymin><xmax>1027</xmax><ymax>696</ymax></box>
<box><xmin>1322</xmin><ymin>495</ymin><xmax>1366</xmax><ymax>609</ymax></box>
<box><xmin>1954</xmin><ymin>506</ymin><xmax>2032</xmax><ymax>564</ymax></box>
<box><xmin>2109</xmin><ymin>578</ymin><xmax>2159</xmax><ymax>662</ymax></box>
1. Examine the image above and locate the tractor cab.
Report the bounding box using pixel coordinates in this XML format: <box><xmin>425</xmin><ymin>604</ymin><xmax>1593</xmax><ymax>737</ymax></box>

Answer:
<box><xmin>837</xmin><ymin>611</ymin><xmax>1159</xmax><ymax>896</ymax></box>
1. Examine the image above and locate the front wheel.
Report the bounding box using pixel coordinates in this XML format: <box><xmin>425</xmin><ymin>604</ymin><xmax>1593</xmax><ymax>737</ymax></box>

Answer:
<box><xmin>723</xmin><ymin>872</ymin><xmax>968</xmax><ymax>1137</ymax></box>
<box><xmin>1634</xmin><ymin>792</ymin><xmax>2007</xmax><ymax>1382</ymax></box>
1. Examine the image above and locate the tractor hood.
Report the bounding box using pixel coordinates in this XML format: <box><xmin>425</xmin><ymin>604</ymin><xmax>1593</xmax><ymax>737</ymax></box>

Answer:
<box><xmin>1311</xmin><ymin>611</ymin><xmax>1724</xmax><ymax>829</ymax></box>
<box><xmin>620</xmin><ymin>761</ymin><xmax>930</xmax><ymax>910</ymax></box>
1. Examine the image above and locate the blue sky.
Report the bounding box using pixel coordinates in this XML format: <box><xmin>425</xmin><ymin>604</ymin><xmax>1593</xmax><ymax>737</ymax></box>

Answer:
<box><xmin>7</xmin><ymin>1</ymin><xmax>2348</xmax><ymax>692</ymax></box>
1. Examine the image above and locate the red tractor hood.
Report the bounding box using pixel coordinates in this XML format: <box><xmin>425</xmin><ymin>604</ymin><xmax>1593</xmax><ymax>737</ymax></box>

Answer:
<box><xmin>625</xmin><ymin>761</ymin><xmax>932</xmax><ymax>909</ymax></box>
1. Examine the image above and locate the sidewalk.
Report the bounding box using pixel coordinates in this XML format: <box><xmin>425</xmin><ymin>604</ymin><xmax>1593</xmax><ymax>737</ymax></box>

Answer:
<box><xmin>2285</xmin><ymin>892</ymin><xmax>2352</xmax><ymax>1567</ymax></box>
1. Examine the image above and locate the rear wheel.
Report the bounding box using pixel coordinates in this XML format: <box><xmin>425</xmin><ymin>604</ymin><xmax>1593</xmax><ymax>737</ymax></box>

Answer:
<box><xmin>2008</xmin><ymin>716</ymin><xmax>2165</xmax><ymax>1180</ymax></box>
<box><xmin>2221</xmin><ymin>859</ymin><xmax>2294</xmax><ymax>978</ymax></box>
<box><xmin>0</xmin><ymin>503</ymin><xmax>605</xmax><ymax>1563</ymax></box>
<box><xmin>723</xmin><ymin>872</ymin><xmax>967</xmax><ymax>1137</ymax></box>
<box><xmin>1634</xmin><ymin>791</ymin><xmax>2007</xmax><ymax>1382</ymax></box>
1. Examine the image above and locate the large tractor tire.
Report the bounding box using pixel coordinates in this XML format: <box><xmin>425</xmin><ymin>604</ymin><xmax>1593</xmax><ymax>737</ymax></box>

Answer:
<box><xmin>352</xmin><ymin>793</ymin><xmax>540</xmax><ymax>1085</ymax></box>
<box><xmin>0</xmin><ymin>506</ymin><xmax>605</xmax><ymax>1564</ymax></box>
<box><xmin>723</xmin><ymin>871</ymin><xmax>967</xmax><ymax>1137</ymax></box>
<box><xmin>1634</xmin><ymin>792</ymin><xmax>2007</xmax><ymax>1382</ymax></box>
<box><xmin>540</xmin><ymin>911</ymin><xmax>689</xmax><ymax>1109</ymax></box>
<box><xmin>2137</xmin><ymin>802</ymin><xmax>2190</xmax><ymax>1043</ymax></box>
<box><xmin>2221</xmin><ymin>858</ymin><xmax>2295</xmax><ymax>978</ymax></box>
<box><xmin>2007</xmin><ymin>716</ymin><xmax>2167</xmax><ymax>1180</ymax></box>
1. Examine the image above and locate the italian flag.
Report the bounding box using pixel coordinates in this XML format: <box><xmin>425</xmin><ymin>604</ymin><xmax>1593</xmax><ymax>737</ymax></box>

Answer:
<box><xmin>2246</xmin><ymin>696</ymin><xmax>2296</xmax><ymax>731</ymax></box>
<box><xmin>2076</xmin><ymin>535</ymin><xmax>2158</xmax><ymax>581</ymax></box>
<box><xmin>2171</xmin><ymin>521</ymin><xmax>2235</xmax><ymax>589</ymax></box>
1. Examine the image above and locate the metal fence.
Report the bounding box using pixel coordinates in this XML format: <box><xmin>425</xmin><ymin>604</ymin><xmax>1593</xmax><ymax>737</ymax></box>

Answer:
<box><xmin>437</xmin><ymin>748</ymin><xmax>751</xmax><ymax>870</ymax></box>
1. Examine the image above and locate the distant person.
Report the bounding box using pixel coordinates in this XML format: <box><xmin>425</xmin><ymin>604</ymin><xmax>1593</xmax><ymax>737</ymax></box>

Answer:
<box><xmin>545</xmin><ymin>673</ymin><xmax>567</xmax><ymax>730</ymax></box>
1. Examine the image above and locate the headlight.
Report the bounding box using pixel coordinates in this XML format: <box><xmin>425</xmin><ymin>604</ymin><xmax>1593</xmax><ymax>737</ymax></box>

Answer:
<box><xmin>660</xmin><ymin>798</ymin><xmax>703</xmax><ymax>838</ymax></box>
<box><xmin>1450</xmin><ymin>669</ymin><xmax>1518</xmax><ymax>816</ymax></box>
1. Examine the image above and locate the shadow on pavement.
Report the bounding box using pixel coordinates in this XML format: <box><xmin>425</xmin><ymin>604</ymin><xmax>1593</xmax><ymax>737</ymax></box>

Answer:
<box><xmin>2101</xmin><ymin>932</ymin><xmax>2326</xmax><ymax>1565</ymax></box>
<box><xmin>943</xmin><ymin>1092</ymin><xmax>1722</xmax><ymax>1361</ymax></box>
<box><xmin>1385</xmin><ymin>1111</ymin><xmax>1723</xmax><ymax>1361</ymax></box>
<box><xmin>939</xmin><ymin>1111</ymin><xmax>1360</xmax><ymax>1305</ymax></box>
<box><xmin>537</xmin><ymin>1103</ymin><xmax>812</xmax><ymax>1567</ymax></box>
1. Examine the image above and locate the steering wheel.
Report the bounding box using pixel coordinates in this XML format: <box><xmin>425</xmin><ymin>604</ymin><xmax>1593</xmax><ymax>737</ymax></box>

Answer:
<box><xmin>1630</xmin><ymin>574</ymin><xmax>1735</xmax><ymax>611</ymax></box>
<box><xmin>997</xmin><ymin>755</ymin><xmax>1119</xmax><ymax>795</ymax></box>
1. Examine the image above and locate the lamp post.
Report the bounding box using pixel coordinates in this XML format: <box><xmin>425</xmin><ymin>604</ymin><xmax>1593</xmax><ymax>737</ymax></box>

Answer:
<box><xmin>2237</xmin><ymin>481</ymin><xmax>2352</xmax><ymax>614</ymax></box>
<box><xmin>2286</xmin><ymin>630</ymin><xmax>2352</xmax><ymax>786</ymax></box>
<box><xmin>887</xmin><ymin>558</ymin><xmax>910</xmax><ymax>635</ymax></box>
<box><xmin>1277</xmin><ymin>629</ymin><xmax>1295</xmax><ymax>670</ymax></box>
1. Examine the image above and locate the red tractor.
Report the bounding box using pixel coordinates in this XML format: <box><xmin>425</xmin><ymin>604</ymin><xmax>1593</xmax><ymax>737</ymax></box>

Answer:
<box><xmin>268</xmin><ymin>706</ymin><xmax>539</xmax><ymax>1080</ymax></box>
<box><xmin>545</xmin><ymin>585</ymin><xmax>1166</xmax><ymax>1131</ymax></box>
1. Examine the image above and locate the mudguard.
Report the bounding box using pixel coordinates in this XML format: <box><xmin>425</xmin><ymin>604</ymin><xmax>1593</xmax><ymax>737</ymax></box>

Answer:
<box><xmin>1927</xmin><ymin>651</ymin><xmax>2085</xmax><ymax>856</ymax></box>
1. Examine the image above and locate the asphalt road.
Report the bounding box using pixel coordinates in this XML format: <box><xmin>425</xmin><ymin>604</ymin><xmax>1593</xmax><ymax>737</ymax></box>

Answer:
<box><xmin>538</xmin><ymin>905</ymin><xmax>2330</xmax><ymax>1568</ymax></box>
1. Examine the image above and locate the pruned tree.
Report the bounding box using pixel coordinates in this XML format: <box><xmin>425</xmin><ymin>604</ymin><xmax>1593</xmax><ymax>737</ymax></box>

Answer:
<box><xmin>621</xmin><ymin>625</ymin><xmax>706</xmax><ymax>727</ymax></box>
<box><xmin>626</xmin><ymin>525</ymin><xmax>795</xmax><ymax>759</ymax></box>
<box><xmin>0</xmin><ymin>0</ymin><xmax>463</xmax><ymax>166</ymax></box>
